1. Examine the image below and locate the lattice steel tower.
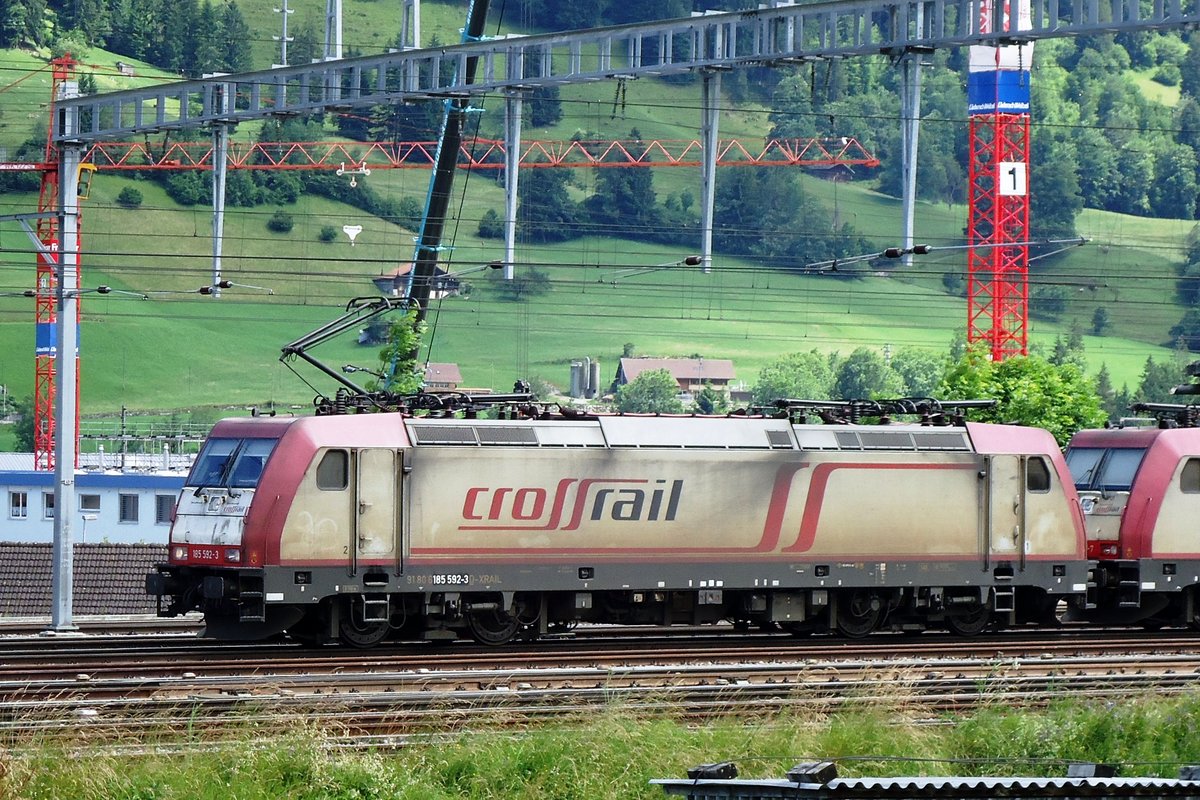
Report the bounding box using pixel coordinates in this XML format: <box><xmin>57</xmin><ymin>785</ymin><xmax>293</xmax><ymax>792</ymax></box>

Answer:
<box><xmin>966</xmin><ymin>0</ymin><xmax>1033</xmax><ymax>360</ymax></box>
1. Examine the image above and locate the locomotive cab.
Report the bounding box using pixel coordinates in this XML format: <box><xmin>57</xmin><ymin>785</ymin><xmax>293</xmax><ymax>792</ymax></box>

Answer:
<box><xmin>1065</xmin><ymin>441</ymin><xmax>1146</xmax><ymax>561</ymax></box>
<box><xmin>1065</xmin><ymin>426</ymin><xmax>1200</xmax><ymax>626</ymax></box>
<box><xmin>146</xmin><ymin>420</ymin><xmax>291</xmax><ymax>638</ymax></box>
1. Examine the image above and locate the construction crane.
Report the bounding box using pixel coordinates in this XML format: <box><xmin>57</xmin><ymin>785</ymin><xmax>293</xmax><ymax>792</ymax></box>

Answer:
<box><xmin>965</xmin><ymin>0</ymin><xmax>1033</xmax><ymax>361</ymax></box>
<box><xmin>32</xmin><ymin>56</ymin><xmax>89</xmax><ymax>471</ymax></box>
<box><xmin>30</xmin><ymin>135</ymin><xmax>879</xmax><ymax>172</ymax></box>
<box><xmin>0</xmin><ymin>56</ymin><xmax>98</xmax><ymax>470</ymax></box>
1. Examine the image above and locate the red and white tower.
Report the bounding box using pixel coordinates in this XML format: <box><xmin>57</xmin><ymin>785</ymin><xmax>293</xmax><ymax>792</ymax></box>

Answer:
<box><xmin>34</xmin><ymin>55</ymin><xmax>80</xmax><ymax>470</ymax></box>
<box><xmin>966</xmin><ymin>2</ymin><xmax>1033</xmax><ymax>361</ymax></box>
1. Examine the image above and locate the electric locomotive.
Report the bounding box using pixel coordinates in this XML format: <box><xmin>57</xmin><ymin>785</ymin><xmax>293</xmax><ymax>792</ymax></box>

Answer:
<box><xmin>147</xmin><ymin>395</ymin><xmax>1088</xmax><ymax>646</ymax></box>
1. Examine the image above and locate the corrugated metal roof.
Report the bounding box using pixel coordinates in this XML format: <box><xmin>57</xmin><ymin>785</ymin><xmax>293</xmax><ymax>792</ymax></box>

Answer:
<box><xmin>0</xmin><ymin>453</ymin><xmax>193</xmax><ymax>473</ymax></box>
<box><xmin>0</xmin><ymin>542</ymin><xmax>165</xmax><ymax>617</ymax></box>
<box><xmin>653</xmin><ymin>775</ymin><xmax>1200</xmax><ymax>799</ymax></box>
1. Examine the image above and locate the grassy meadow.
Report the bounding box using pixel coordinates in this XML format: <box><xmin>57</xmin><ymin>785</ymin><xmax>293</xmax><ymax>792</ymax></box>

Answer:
<box><xmin>4</xmin><ymin>692</ymin><xmax>1200</xmax><ymax>799</ymax></box>
<box><xmin>0</xmin><ymin>156</ymin><xmax>1188</xmax><ymax>415</ymax></box>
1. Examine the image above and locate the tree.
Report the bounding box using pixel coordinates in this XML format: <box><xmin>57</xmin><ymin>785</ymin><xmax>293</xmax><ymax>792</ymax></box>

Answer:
<box><xmin>833</xmin><ymin>347</ymin><xmax>904</xmax><ymax>399</ymax></box>
<box><xmin>1094</xmin><ymin>363</ymin><xmax>1124</xmax><ymax>423</ymax></box>
<box><xmin>1134</xmin><ymin>356</ymin><xmax>1183</xmax><ymax>403</ymax></box>
<box><xmin>694</xmin><ymin>384</ymin><xmax>729</xmax><ymax>414</ymax></box>
<box><xmin>1091</xmin><ymin>306</ymin><xmax>1111</xmax><ymax>336</ymax></box>
<box><xmin>751</xmin><ymin>350</ymin><xmax>836</xmax><ymax>405</ymax></box>
<box><xmin>517</xmin><ymin>169</ymin><xmax>579</xmax><ymax>242</ymax></box>
<box><xmin>937</xmin><ymin>346</ymin><xmax>1106</xmax><ymax>445</ymax></box>
<box><xmin>11</xmin><ymin>394</ymin><xmax>33</xmax><ymax>452</ymax></box>
<box><xmin>491</xmin><ymin>267</ymin><xmax>551</xmax><ymax>302</ymax></box>
<box><xmin>1181</xmin><ymin>31</ymin><xmax>1200</xmax><ymax>98</ymax></box>
<box><xmin>890</xmin><ymin>348</ymin><xmax>946</xmax><ymax>397</ymax></box>
<box><xmin>0</xmin><ymin>0</ymin><xmax>47</xmax><ymax>48</ymax></box>
<box><xmin>218</xmin><ymin>0</ymin><xmax>252</xmax><ymax>73</ymax></box>
<box><xmin>371</xmin><ymin>311</ymin><xmax>425</xmax><ymax>395</ymax></box>
<box><xmin>267</xmin><ymin>209</ymin><xmax>294</xmax><ymax>233</ymax></box>
<box><xmin>714</xmin><ymin>167</ymin><xmax>871</xmax><ymax>267</ymax></box>
<box><xmin>477</xmin><ymin>209</ymin><xmax>504</xmax><ymax>239</ymax></box>
<box><xmin>116</xmin><ymin>186</ymin><xmax>143</xmax><ymax>208</ymax></box>
<box><xmin>1029</xmin><ymin>138</ymin><xmax>1082</xmax><ymax>238</ymax></box>
<box><xmin>154</xmin><ymin>0</ymin><xmax>196</xmax><ymax>73</ymax></box>
<box><xmin>616</xmin><ymin>369</ymin><xmax>685</xmax><ymax>414</ymax></box>
<box><xmin>57</xmin><ymin>0</ymin><xmax>110</xmax><ymax>46</ymax></box>
<box><xmin>1171</xmin><ymin>308</ymin><xmax>1200</xmax><ymax>351</ymax></box>
<box><xmin>1149</xmin><ymin>142</ymin><xmax>1199</xmax><ymax>219</ymax></box>
<box><xmin>583</xmin><ymin>161</ymin><xmax>662</xmax><ymax>239</ymax></box>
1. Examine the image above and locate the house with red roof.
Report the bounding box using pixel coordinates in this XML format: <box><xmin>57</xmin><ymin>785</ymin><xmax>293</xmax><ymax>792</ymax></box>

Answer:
<box><xmin>424</xmin><ymin>362</ymin><xmax>463</xmax><ymax>390</ymax></box>
<box><xmin>615</xmin><ymin>357</ymin><xmax>736</xmax><ymax>396</ymax></box>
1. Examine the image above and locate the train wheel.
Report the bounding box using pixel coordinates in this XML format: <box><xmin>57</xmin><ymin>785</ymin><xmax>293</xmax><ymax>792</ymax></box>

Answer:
<box><xmin>338</xmin><ymin>600</ymin><xmax>391</xmax><ymax>648</ymax></box>
<box><xmin>835</xmin><ymin>591</ymin><xmax>882</xmax><ymax>638</ymax></box>
<box><xmin>945</xmin><ymin>604</ymin><xmax>991</xmax><ymax>636</ymax></box>
<box><xmin>466</xmin><ymin>609</ymin><xmax>521</xmax><ymax>645</ymax></box>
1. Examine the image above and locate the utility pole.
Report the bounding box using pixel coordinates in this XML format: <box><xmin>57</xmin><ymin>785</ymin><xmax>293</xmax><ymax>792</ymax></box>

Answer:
<box><xmin>324</xmin><ymin>0</ymin><xmax>343</xmax><ymax>60</ymax></box>
<box><xmin>273</xmin><ymin>0</ymin><xmax>295</xmax><ymax>68</ymax></box>
<box><xmin>50</xmin><ymin>81</ymin><xmax>83</xmax><ymax>633</ymax></box>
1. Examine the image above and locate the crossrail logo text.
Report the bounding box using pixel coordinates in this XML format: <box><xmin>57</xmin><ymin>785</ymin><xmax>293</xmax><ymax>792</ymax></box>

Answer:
<box><xmin>459</xmin><ymin>478</ymin><xmax>683</xmax><ymax>531</ymax></box>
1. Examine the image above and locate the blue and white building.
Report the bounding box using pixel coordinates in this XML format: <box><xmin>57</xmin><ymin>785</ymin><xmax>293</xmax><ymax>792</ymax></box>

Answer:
<box><xmin>0</xmin><ymin>452</ymin><xmax>188</xmax><ymax>544</ymax></box>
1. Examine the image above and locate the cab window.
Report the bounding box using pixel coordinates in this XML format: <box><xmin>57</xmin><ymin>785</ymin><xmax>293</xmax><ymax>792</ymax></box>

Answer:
<box><xmin>187</xmin><ymin>437</ymin><xmax>279</xmax><ymax>489</ymax></box>
<box><xmin>1065</xmin><ymin>446</ymin><xmax>1147</xmax><ymax>492</ymax></box>
<box><xmin>188</xmin><ymin>438</ymin><xmax>238</xmax><ymax>487</ymax></box>
<box><xmin>316</xmin><ymin>450</ymin><xmax>349</xmax><ymax>490</ymax></box>
<box><xmin>1026</xmin><ymin>457</ymin><xmax>1051</xmax><ymax>492</ymax></box>
<box><xmin>1096</xmin><ymin>449</ymin><xmax>1147</xmax><ymax>491</ymax></box>
<box><xmin>1182</xmin><ymin>459</ymin><xmax>1200</xmax><ymax>494</ymax></box>
<box><xmin>228</xmin><ymin>439</ymin><xmax>277</xmax><ymax>488</ymax></box>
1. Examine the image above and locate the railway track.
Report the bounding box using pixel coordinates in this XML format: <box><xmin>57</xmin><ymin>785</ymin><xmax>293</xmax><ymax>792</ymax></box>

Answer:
<box><xmin>3</xmin><ymin>626</ymin><xmax>1199</xmax><ymax>748</ymax></box>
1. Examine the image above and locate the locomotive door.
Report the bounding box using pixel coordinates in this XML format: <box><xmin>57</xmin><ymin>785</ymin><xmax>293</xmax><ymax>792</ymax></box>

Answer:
<box><xmin>985</xmin><ymin>455</ymin><xmax>1026</xmax><ymax>568</ymax></box>
<box><xmin>351</xmin><ymin>448</ymin><xmax>398</xmax><ymax>574</ymax></box>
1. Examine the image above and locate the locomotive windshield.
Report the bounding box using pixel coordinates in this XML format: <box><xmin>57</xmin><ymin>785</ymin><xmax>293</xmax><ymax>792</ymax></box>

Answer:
<box><xmin>1065</xmin><ymin>446</ymin><xmax>1147</xmax><ymax>492</ymax></box>
<box><xmin>187</xmin><ymin>437</ymin><xmax>278</xmax><ymax>489</ymax></box>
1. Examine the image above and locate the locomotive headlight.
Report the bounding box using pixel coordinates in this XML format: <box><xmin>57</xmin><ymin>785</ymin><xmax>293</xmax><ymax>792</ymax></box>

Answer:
<box><xmin>172</xmin><ymin>545</ymin><xmax>188</xmax><ymax>561</ymax></box>
<box><xmin>224</xmin><ymin>548</ymin><xmax>241</xmax><ymax>563</ymax></box>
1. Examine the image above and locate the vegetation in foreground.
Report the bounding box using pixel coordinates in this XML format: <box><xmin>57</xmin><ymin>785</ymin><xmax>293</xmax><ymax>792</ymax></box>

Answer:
<box><xmin>4</xmin><ymin>691</ymin><xmax>1200</xmax><ymax>799</ymax></box>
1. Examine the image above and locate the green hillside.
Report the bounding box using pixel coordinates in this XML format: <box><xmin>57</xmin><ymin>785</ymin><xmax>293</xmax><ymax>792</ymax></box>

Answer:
<box><xmin>0</xmin><ymin>3</ymin><xmax>1194</xmax><ymax>416</ymax></box>
<box><xmin>0</xmin><ymin>166</ymin><xmax>1183</xmax><ymax>414</ymax></box>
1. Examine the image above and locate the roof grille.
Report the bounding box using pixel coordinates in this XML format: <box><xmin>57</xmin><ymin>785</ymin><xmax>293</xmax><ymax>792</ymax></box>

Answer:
<box><xmin>765</xmin><ymin>429</ymin><xmax>795</xmax><ymax>449</ymax></box>
<box><xmin>409</xmin><ymin>425</ymin><xmax>541</xmax><ymax>446</ymax></box>
<box><xmin>410</xmin><ymin>425</ymin><xmax>477</xmax><ymax>445</ymax></box>
<box><xmin>477</xmin><ymin>426</ymin><xmax>538</xmax><ymax>445</ymax></box>
<box><xmin>858</xmin><ymin>431</ymin><xmax>916</xmax><ymax>450</ymax></box>
<box><xmin>829</xmin><ymin>429</ymin><xmax>972</xmax><ymax>451</ymax></box>
<box><xmin>912</xmin><ymin>431</ymin><xmax>971</xmax><ymax>451</ymax></box>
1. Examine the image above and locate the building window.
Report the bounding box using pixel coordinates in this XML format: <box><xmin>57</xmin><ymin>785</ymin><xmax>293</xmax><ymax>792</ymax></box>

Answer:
<box><xmin>9</xmin><ymin>491</ymin><xmax>27</xmax><ymax>519</ymax></box>
<box><xmin>80</xmin><ymin>494</ymin><xmax>101</xmax><ymax>512</ymax></box>
<box><xmin>119</xmin><ymin>493</ymin><xmax>139</xmax><ymax>523</ymax></box>
<box><xmin>155</xmin><ymin>495</ymin><xmax>174</xmax><ymax>525</ymax></box>
<box><xmin>43</xmin><ymin>492</ymin><xmax>55</xmax><ymax>520</ymax></box>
